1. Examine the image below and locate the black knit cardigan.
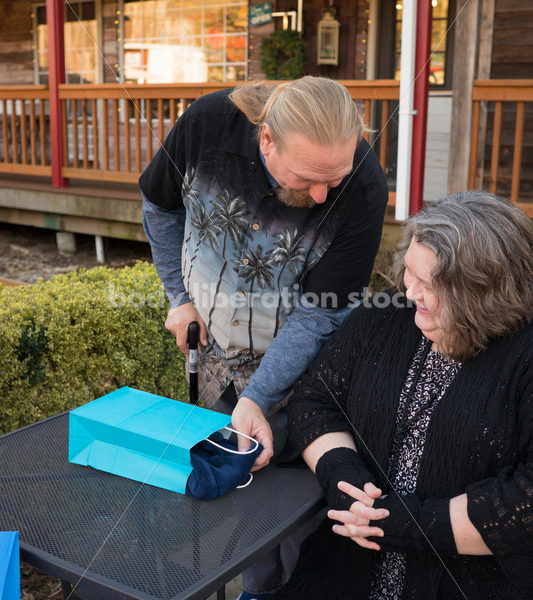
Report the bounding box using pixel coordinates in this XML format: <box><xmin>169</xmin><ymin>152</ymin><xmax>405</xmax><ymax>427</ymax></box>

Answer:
<box><xmin>276</xmin><ymin>293</ymin><xmax>533</xmax><ymax>600</ymax></box>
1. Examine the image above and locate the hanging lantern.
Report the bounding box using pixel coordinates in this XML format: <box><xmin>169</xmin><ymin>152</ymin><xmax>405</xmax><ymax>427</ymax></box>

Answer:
<box><xmin>317</xmin><ymin>6</ymin><xmax>340</xmax><ymax>65</ymax></box>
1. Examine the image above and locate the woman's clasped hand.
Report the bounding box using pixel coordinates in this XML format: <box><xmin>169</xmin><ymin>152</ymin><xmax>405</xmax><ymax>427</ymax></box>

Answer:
<box><xmin>328</xmin><ymin>481</ymin><xmax>388</xmax><ymax>551</ymax></box>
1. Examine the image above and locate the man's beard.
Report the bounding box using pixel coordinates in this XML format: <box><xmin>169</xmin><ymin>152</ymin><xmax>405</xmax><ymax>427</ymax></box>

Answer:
<box><xmin>275</xmin><ymin>187</ymin><xmax>316</xmax><ymax>208</ymax></box>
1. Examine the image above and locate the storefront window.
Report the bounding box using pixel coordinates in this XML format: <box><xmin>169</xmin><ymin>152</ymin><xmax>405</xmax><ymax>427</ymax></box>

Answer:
<box><xmin>34</xmin><ymin>1</ymin><xmax>99</xmax><ymax>85</ymax></box>
<box><xmin>123</xmin><ymin>0</ymin><xmax>248</xmax><ymax>83</ymax></box>
<box><xmin>394</xmin><ymin>0</ymin><xmax>451</xmax><ymax>87</ymax></box>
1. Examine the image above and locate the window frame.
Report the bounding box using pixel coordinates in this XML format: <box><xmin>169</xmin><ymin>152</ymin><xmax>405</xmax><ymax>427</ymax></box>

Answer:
<box><xmin>379</xmin><ymin>0</ymin><xmax>456</xmax><ymax>90</ymax></box>
<box><xmin>32</xmin><ymin>0</ymin><xmax>103</xmax><ymax>86</ymax></box>
<box><xmin>119</xmin><ymin>0</ymin><xmax>249</xmax><ymax>84</ymax></box>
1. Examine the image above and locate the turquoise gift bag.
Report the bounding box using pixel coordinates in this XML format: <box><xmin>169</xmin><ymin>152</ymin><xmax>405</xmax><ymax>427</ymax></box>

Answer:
<box><xmin>0</xmin><ymin>531</ymin><xmax>20</xmax><ymax>600</ymax></box>
<box><xmin>69</xmin><ymin>387</ymin><xmax>232</xmax><ymax>494</ymax></box>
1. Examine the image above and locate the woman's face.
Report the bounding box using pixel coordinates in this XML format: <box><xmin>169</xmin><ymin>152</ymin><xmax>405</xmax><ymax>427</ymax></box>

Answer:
<box><xmin>403</xmin><ymin>239</ymin><xmax>444</xmax><ymax>351</ymax></box>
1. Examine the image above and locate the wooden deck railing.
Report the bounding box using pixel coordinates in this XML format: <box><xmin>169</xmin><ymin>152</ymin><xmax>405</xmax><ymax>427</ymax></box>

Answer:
<box><xmin>0</xmin><ymin>81</ymin><xmax>400</xmax><ymax>192</ymax></box>
<box><xmin>469</xmin><ymin>79</ymin><xmax>533</xmax><ymax>217</ymax></box>
<box><xmin>57</xmin><ymin>83</ymin><xmax>240</xmax><ymax>184</ymax></box>
<box><xmin>57</xmin><ymin>81</ymin><xmax>400</xmax><ymax>187</ymax></box>
<box><xmin>339</xmin><ymin>80</ymin><xmax>400</xmax><ymax>171</ymax></box>
<box><xmin>0</xmin><ymin>86</ymin><xmax>51</xmax><ymax>176</ymax></box>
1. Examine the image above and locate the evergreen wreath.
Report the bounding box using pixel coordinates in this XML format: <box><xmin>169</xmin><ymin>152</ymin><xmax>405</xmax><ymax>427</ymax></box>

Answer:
<box><xmin>260</xmin><ymin>29</ymin><xmax>306</xmax><ymax>80</ymax></box>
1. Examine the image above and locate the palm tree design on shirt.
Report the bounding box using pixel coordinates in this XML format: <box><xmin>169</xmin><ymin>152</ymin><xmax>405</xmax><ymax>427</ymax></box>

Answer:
<box><xmin>207</xmin><ymin>190</ymin><xmax>252</xmax><ymax>331</ymax></box>
<box><xmin>182</xmin><ymin>169</ymin><xmax>200</xmax><ymax>247</ymax></box>
<box><xmin>186</xmin><ymin>203</ymin><xmax>221</xmax><ymax>288</ymax></box>
<box><xmin>239</xmin><ymin>244</ymin><xmax>275</xmax><ymax>352</ymax></box>
<box><xmin>271</xmin><ymin>227</ymin><xmax>307</xmax><ymax>336</ymax></box>
<box><xmin>181</xmin><ymin>168</ymin><xmax>197</xmax><ymax>210</ymax></box>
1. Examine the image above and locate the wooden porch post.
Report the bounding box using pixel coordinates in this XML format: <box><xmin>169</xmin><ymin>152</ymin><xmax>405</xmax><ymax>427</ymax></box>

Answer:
<box><xmin>473</xmin><ymin>0</ymin><xmax>496</xmax><ymax>189</ymax></box>
<box><xmin>47</xmin><ymin>0</ymin><xmax>68</xmax><ymax>187</ymax></box>
<box><xmin>447</xmin><ymin>0</ymin><xmax>479</xmax><ymax>194</ymax></box>
<box><xmin>409</xmin><ymin>0</ymin><xmax>432</xmax><ymax>215</ymax></box>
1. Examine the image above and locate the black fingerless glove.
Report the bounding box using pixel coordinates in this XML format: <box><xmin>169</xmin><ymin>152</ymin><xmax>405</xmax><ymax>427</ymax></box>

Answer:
<box><xmin>315</xmin><ymin>447</ymin><xmax>377</xmax><ymax>511</ymax></box>
<box><xmin>369</xmin><ymin>494</ymin><xmax>457</xmax><ymax>555</ymax></box>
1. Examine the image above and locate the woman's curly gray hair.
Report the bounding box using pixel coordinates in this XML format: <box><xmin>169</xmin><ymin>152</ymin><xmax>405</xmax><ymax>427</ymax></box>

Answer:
<box><xmin>394</xmin><ymin>190</ymin><xmax>533</xmax><ymax>362</ymax></box>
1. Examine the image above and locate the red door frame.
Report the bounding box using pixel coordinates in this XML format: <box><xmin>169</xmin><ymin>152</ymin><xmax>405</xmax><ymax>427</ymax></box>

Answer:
<box><xmin>409</xmin><ymin>1</ymin><xmax>432</xmax><ymax>215</ymax></box>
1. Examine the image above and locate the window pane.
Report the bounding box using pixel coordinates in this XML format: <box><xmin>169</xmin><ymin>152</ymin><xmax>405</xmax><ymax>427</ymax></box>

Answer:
<box><xmin>82</xmin><ymin>1</ymin><xmax>95</xmax><ymax>20</ymax></box>
<box><xmin>124</xmin><ymin>0</ymin><xmax>248</xmax><ymax>83</ymax></box>
<box><xmin>394</xmin><ymin>54</ymin><xmax>401</xmax><ymax>81</ymax></box>
<box><xmin>66</xmin><ymin>2</ymin><xmax>80</xmax><ymax>22</ymax></box>
<box><xmin>429</xmin><ymin>52</ymin><xmax>446</xmax><ymax>85</ymax></box>
<box><xmin>207</xmin><ymin>65</ymin><xmax>224</xmax><ymax>81</ymax></box>
<box><xmin>36</xmin><ymin>6</ymin><xmax>47</xmax><ymax>24</ymax></box>
<box><xmin>226</xmin><ymin>64</ymin><xmax>246</xmax><ymax>80</ymax></box>
<box><xmin>395</xmin><ymin>0</ymin><xmax>450</xmax><ymax>87</ymax></box>
<box><xmin>431</xmin><ymin>19</ymin><xmax>447</xmax><ymax>50</ymax></box>
<box><xmin>65</xmin><ymin>2</ymin><xmax>94</xmax><ymax>22</ymax></box>
<box><xmin>432</xmin><ymin>0</ymin><xmax>449</xmax><ymax>20</ymax></box>
<box><xmin>35</xmin><ymin>2</ymin><xmax>98</xmax><ymax>84</ymax></box>
<box><xmin>226</xmin><ymin>35</ymin><xmax>246</xmax><ymax>62</ymax></box>
<box><xmin>395</xmin><ymin>21</ymin><xmax>402</xmax><ymax>54</ymax></box>
<box><xmin>206</xmin><ymin>35</ymin><xmax>224</xmax><ymax>62</ymax></box>
<box><xmin>204</xmin><ymin>7</ymin><xmax>224</xmax><ymax>30</ymax></box>
<box><xmin>227</xmin><ymin>5</ymin><xmax>247</xmax><ymax>33</ymax></box>
<box><xmin>37</xmin><ymin>25</ymin><xmax>48</xmax><ymax>70</ymax></box>
<box><xmin>64</xmin><ymin>20</ymin><xmax>98</xmax><ymax>83</ymax></box>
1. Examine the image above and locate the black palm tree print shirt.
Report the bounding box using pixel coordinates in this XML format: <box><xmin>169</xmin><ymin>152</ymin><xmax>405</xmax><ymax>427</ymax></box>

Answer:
<box><xmin>140</xmin><ymin>89</ymin><xmax>388</xmax><ymax>358</ymax></box>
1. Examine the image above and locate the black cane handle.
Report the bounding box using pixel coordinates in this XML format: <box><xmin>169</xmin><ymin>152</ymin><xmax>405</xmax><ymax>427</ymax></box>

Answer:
<box><xmin>187</xmin><ymin>321</ymin><xmax>200</xmax><ymax>404</ymax></box>
<box><xmin>187</xmin><ymin>321</ymin><xmax>200</xmax><ymax>349</ymax></box>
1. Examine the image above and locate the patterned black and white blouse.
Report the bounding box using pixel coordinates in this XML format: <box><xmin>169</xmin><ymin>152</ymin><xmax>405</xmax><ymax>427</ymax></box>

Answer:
<box><xmin>369</xmin><ymin>337</ymin><xmax>462</xmax><ymax>600</ymax></box>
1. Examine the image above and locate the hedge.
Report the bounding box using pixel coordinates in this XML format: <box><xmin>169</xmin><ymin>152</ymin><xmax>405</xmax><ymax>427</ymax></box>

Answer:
<box><xmin>0</xmin><ymin>262</ymin><xmax>187</xmax><ymax>435</ymax></box>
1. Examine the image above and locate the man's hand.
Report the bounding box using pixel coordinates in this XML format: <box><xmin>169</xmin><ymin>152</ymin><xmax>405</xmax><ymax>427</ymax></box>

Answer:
<box><xmin>328</xmin><ymin>481</ymin><xmax>388</xmax><ymax>551</ymax></box>
<box><xmin>165</xmin><ymin>303</ymin><xmax>208</xmax><ymax>355</ymax></box>
<box><xmin>231</xmin><ymin>396</ymin><xmax>274</xmax><ymax>472</ymax></box>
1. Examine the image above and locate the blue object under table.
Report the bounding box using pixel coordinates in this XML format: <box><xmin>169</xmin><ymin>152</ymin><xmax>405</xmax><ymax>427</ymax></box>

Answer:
<box><xmin>0</xmin><ymin>411</ymin><xmax>324</xmax><ymax>600</ymax></box>
<box><xmin>0</xmin><ymin>531</ymin><xmax>20</xmax><ymax>600</ymax></box>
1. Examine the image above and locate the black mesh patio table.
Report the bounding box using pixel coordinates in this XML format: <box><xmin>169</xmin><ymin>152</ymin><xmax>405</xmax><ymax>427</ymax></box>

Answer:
<box><xmin>0</xmin><ymin>412</ymin><xmax>325</xmax><ymax>600</ymax></box>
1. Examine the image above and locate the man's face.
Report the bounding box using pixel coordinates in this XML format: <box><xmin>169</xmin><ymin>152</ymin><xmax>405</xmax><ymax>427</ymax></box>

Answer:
<box><xmin>259</xmin><ymin>125</ymin><xmax>356</xmax><ymax>207</ymax></box>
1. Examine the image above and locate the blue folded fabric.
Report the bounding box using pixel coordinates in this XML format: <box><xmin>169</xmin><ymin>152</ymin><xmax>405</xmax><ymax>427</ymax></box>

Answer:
<box><xmin>186</xmin><ymin>432</ymin><xmax>263</xmax><ymax>500</ymax></box>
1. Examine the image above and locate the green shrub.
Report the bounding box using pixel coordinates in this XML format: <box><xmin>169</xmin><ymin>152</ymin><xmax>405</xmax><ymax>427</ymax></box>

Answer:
<box><xmin>0</xmin><ymin>262</ymin><xmax>187</xmax><ymax>434</ymax></box>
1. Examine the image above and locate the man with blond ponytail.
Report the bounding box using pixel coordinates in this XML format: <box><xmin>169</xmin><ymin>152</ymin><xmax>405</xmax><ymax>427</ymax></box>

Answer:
<box><xmin>140</xmin><ymin>77</ymin><xmax>387</xmax><ymax>598</ymax></box>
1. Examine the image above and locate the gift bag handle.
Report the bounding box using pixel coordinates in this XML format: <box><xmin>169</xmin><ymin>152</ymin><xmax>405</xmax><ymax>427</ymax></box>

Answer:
<box><xmin>237</xmin><ymin>472</ymin><xmax>254</xmax><ymax>489</ymax></box>
<box><xmin>205</xmin><ymin>426</ymin><xmax>260</xmax><ymax>455</ymax></box>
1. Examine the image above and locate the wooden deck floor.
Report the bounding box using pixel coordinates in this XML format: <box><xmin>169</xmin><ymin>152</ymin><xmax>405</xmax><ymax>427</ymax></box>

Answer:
<box><xmin>0</xmin><ymin>174</ymin><xmax>145</xmax><ymax>241</ymax></box>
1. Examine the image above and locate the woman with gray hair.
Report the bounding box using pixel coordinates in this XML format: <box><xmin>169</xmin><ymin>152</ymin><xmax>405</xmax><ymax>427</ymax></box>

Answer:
<box><xmin>273</xmin><ymin>191</ymin><xmax>533</xmax><ymax>599</ymax></box>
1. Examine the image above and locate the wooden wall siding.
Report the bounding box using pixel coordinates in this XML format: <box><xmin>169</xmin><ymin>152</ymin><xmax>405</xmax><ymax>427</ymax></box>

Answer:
<box><xmin>0</xmin><ymin>1</ymin><xmax>34</xmax><ymax>85</ymax></box>
<box><xmin>338</xmin><ymin>1</ymin><xmax>358</xmax><ymax>79</ymax></box>
<box><xmin>248</xmin><ymin>0</ymin><xmax>275</xmax><ymax>79</ymax></box>
<box><xmin>491</xmin><ymin>0</ymin><xmax>533</xmax><ymax>79</ymax></box>
<box><xmin>423</xmin><ymin>94</ymin><xmax>452</xmax><ymax>202</ymax></box>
